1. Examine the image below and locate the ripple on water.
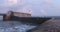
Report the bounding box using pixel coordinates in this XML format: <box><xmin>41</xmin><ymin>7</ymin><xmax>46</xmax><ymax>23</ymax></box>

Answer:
<box><xmin>0</xmin><ymin>21</ymin><xmax>37</xmax><ymax>32</ymax></box>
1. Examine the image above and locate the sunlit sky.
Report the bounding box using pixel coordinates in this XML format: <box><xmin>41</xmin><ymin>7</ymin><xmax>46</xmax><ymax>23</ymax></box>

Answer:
<box><xmin>0</xmin><ymin>0</ymin><xmax>60</xmax><ymax>17</ymax></box>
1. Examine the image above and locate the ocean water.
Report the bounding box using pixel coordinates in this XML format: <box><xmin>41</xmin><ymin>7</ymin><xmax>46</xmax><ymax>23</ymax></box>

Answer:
<box><xmin>0</xmin><ymin>21</ymin><xmax>37</xmax><ymax>32</ymax></box>
<box><xmin>0</xmin><ymin>16</ymin><xmax>38</xmax><ymax>32</ymax></box>
<box><xmin>0</xmin><ymin>16</ymin><xmax>3</xmax><ymax>20</ymax></box>
<box><xmin>0</xmin><ymin>24</ymin><xmax>36</xmax><ymax>32</ymax></box>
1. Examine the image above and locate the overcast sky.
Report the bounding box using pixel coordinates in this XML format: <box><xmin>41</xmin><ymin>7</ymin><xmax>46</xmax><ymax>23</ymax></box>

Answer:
<box><xmin>0</xmin><ymin>0</ymin><xmax>60</xmax><ymax>17</ymax></box>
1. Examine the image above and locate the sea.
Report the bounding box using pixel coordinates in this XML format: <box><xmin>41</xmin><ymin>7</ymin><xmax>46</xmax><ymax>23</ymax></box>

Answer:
<box><xmin>0</xmin><ymin>16</ymin><xmax>37</xmax><ymax>32</ymax></box>
<box><xmin>0</xmin><ymin>16</ymin><xmax>3</xmax><ymax>20</ymax></box>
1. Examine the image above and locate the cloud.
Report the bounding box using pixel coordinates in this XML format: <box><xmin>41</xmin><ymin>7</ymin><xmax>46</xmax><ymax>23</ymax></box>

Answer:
<box><xmin>0</xmin><ymin>0</ymin><xmax>18</xmax><ymax>7</ymax></box>
<box><xmin>7</xmin><ymin>0</ymin><xmax>18</xmax><ymax>6</ymax></box>
<box><xmin>44</xmin><ymin>0</ymin><xmax>52</xmax><ymax>4</ymax></box>
<box><xmin>8</xmin><ymin>0</ymin><xmax>17</xmax><ymax>4</ymax></box>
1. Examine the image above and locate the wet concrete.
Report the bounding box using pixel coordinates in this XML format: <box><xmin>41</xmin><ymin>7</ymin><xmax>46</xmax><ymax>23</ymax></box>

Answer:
<box><xmin>27</xmin><ymin>18</ymin><xmax>60</xmax><ymax>32</ymax></box>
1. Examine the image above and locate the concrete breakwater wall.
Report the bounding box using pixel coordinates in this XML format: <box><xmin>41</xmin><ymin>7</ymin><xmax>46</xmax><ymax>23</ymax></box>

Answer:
<box><xmin>8</xmin><ymin>16</ymin><xmax>51</xmax><ymax>24</ymax></box>
<box><xmin>3</xmin><ymin>15</ymin><xmax>51</xmax><ymax>24</ymax></box>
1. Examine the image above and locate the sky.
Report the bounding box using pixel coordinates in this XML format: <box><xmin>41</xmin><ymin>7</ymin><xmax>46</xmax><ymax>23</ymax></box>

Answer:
<box><xmin>0</xmin><ymin>0</ymin><xmax>60</xmax><ymax>17</ymax></box>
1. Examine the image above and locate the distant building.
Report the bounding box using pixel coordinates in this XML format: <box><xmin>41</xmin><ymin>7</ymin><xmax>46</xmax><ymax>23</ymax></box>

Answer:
<box><xmin>13</xmin><ymin>12</ymin><xmax>31</xmax><ymax>17</ymax></box>
<box><xmin>3</xmin><ymin>11</ymin><xmax>31</xmax><ymax>20</ymax></box>
<box><xmin>6</xmin><ymin>11</ymin><xmax>31</xmax><ymax>17</ymax></box>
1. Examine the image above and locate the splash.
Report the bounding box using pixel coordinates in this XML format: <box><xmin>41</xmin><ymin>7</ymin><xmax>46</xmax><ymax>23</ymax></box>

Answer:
<box><xmin>8</xmin><ymin>0</ymin><xmax>18</xmax><ymax>5</ymax></box>
<box><xmin>40</xmin><ymin>9</ymin><xmax>47</xmax><ymax>16</ymax></box>
<box><xmin>28</xmin><ymin>8</ymin><xmax>32</xmax><ymax>14</ymax></box>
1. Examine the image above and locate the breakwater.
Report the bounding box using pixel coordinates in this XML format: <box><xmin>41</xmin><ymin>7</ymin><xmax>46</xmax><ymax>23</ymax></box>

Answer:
<box><xmin>3</xmin><ymin>15</ymin><xmax>51</xmax><ymax>24</ymax></box>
